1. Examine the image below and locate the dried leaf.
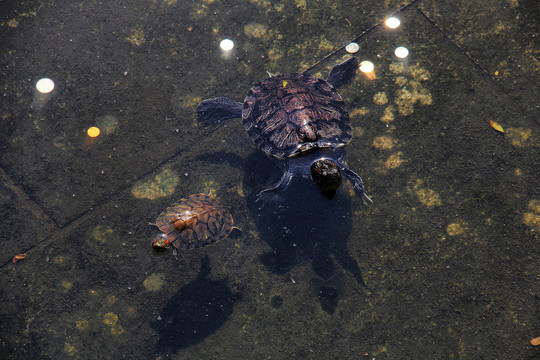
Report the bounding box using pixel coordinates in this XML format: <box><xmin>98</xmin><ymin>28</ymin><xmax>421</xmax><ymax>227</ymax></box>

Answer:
<box><xmin>12</xmin><ymin>253</ymin><xmax>26</xmax><ymax>264</ymax></box>
<box><xmin>531</xmin><ymin>336</ymin><xmax>540</xmax><ymax>346</ymax></box>
<box><xmin>489</xmin><ymin>120</ymin><xmax>505</xmax><ymax>133</ymax></box>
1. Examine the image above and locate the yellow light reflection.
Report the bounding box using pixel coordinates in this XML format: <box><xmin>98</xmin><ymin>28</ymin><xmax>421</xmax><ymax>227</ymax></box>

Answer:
<box><xmin>87</xmin><ymin>127</ymin><xmax>101</xmax><ymax>138</ymax></box>
<box><xmin>359</xmin><ymin>61</ymin><xmax>376</xmax><ymax>80</ymax></box>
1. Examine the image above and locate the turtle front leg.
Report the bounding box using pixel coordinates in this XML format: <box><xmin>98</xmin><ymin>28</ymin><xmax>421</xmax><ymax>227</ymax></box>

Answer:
<box><xmin>197</xmin><ymin>97</ymin><xmax>243</xmax><ymax>126</ymax></box>
<box><xmin>340</xmin><ymin>165</ymin><xmax>372</xmax><ymax>205</ymax></box>
<box><xmin>256</xmin><ymin>171</ymin><xmax>293</xmax><ymax>203</ymax></box>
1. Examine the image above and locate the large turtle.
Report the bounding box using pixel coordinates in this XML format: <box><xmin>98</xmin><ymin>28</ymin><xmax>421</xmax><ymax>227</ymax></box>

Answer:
<box><xmin>197</xmin><ymin>57</ymin><xmax>371</xmax><ymax>204</ymax></box>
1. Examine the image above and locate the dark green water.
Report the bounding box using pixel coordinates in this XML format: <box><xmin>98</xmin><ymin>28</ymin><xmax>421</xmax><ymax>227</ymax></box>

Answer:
<box><xmin>1</xmin><ymin>0</ymin><xmax>538</xmax><ymax>359</ymax></box>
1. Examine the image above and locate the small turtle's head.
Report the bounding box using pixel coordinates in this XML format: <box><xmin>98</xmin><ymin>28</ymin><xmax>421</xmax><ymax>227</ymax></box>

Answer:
<box><xmin>152</xmin><ymin>233</ymin><xmax>171</xmax><ymax>253</ymax></box>
<box><xmin>310</xmin><ymin>159</ymin><xmax>342</xmax><ymax>199</ymax></box>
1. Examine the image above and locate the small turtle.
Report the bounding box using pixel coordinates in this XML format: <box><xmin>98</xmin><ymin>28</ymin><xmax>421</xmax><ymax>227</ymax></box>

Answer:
<box><xmin>197</xmin><ymin>57</ymin><xmax>372</xmax><ymax>204</ymax></box>
<box><xmin>152</xmin><ymin>194</ymin><xmax>233</xmax><ymax>253</ymax></box>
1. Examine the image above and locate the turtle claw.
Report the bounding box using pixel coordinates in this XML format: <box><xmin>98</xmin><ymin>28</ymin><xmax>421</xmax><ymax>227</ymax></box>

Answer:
<box><xmin>340</xmin><ymin>163</ymin><xmax>372</xmax><ymax>205</ymax></box>
<box><xmin>255</xmin><ymin>172</ymin><xmax>292</xmax><ymax>205</ymax></box>
<box><xmin>361</xmin><ymin>192</ymin><xmax>373</xmax><ymax>206</ymax></box>
<box><xmin>255</xmin><ymin>189</ymin><xmax>285</xmax><ymax>206</ymax></box>
<box><xmin>352</xmin><ymin>184</ymin><xmax>372</xmax><ymax>206</ymax></box>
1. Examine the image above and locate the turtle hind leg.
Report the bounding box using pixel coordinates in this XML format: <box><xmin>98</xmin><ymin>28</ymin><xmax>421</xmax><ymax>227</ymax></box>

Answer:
<box><xmin>326</xmin><ymin>57</ymin><xmax>359</xmax><ymax>89</ymax></box>
<box><xmin>196</xmin><ymin>97</ymin><xmax>243</xmax><ymax>126</ymax></box>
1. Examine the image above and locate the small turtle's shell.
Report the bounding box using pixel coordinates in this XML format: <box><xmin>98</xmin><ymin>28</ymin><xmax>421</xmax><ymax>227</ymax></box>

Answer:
<box><xmin>155</xmin><ymin>194</ymin><xmax>233</xmax><ymax>250</ymax></box>
<box><xmin>242</xmin><ymin>73</ymin><xmax>352</xmax><ymax>159</ymax></box>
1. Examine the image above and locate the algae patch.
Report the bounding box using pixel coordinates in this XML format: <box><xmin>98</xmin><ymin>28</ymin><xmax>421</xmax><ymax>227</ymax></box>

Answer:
<box><xmin>143</xmin><ymin>273</ymin><xmax>166</xmax><ymax>291</ymax></box>
<box><xmin>131</xmin><ymin>169</ymin><xmax>179</xmax><ymax>199</ymax></box>
<box><xmin>103</xmin><ymin>312</ymin><xmax>119</xmax><ymax>326</ymax></box>
<box><xmin>446</xmin><ymin>221</ymin><xmax>467</xmax><ymax>236</ymax></box>
<box><xmin>92</xmin><ymin>225</ymin><xmax>116</xmax><ymax>244</ymax></box>
<box><xmin>410</xmin><ymin>179</ymin><xmax>442</xmax><ymax>207</ymax></box>
<box><xmin>523</xmin><ymin>199</ymin><xmax>540</xmax><ymax>232</ymax></box>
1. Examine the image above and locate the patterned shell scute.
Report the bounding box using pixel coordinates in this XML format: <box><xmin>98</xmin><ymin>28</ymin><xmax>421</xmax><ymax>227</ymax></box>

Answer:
<box><xmin>155</xmin><ymin>194</ymin><xmax>233</xmax><ymax>250</ymax></box>
<box><xmin>242</xmin><ymin>73</ymin><xmax>352</xmax><ymax>159</ymax></box>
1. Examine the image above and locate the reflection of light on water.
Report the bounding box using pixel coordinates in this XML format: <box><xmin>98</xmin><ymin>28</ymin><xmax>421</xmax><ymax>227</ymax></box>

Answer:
<box><xmin>220</xmin><ymin>39</ymin><xmax>234</xmax><ymax>51</ymax></box>
<box><xmin>359</xmin><ymin>61</ymin><xmax>374</xmax><ymax>73</ymax></box>
<box><xmin>394</xmin><ymin>46</ymin><xmax>409</xmax><ymax>59</ymax></box>
<box><xmin>87</xmin><ymin>127</ymin><xmax>100</xmax><ymax>138</ymax></box>
<box><xmin>32</xmin><ymin>77</ymin><xmax>56</xmax><ymax>109</ymax></box>
<box><xmin>36</xmin><ymin>78</ymin><xmax>55</xmax><ymax>93</ymax></box>
<box><xmin>359</xmin><ymin>61</ymin><xmax>376</xmax><ymax>80</ymax></box>
<box><xmin>220</xmin><ymin>39</ymin><xmax>234</xmax><ymax>60</ymax></box>
<box><xmin>345</xmin><ymin>42</ymin><xmax>359</xmax><ymax>54</ymax></box>
<box><xmin>86</xmin><ymin>115</ymin><xmax>118</xmax><ymax>146</ymax></box>
<box><xmin>385</xmin><ymin>17</ymin><xmax>400</xmax><ymax>29</ymax></box>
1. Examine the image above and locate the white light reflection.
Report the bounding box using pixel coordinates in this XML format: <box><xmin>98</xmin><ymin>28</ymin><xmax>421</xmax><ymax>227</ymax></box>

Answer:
<box><xmin>386</xmin><ymin>17</ymin><xmax>400</xmax><ymax>29</ymax></box>
<box><xmin>394</xmin><ymin>46</ymin><xmax>409</xmax><ymax>59</ymax></box>
<box><xmin>345</xmin><ymin>42</ymin><xmax>359</xmax><ymax>54</ymax></box>
<box><xmin>220</xmin><ymin>39</ymin><xmax>234</xmax><ymax>51</ymax></box>
<box><xmin>36</xmin><ymin>78</ymin><xmax>55</xmax><ymax>93</ymax></box>
<box><xmin>359</xmin><ymin>61</ymin><xmax>376</xmax><ymax>80</ymax></box>
<box><xmin>32</xmin><ymin>77</ymin><xmax>56</xmax><ymax>109</ymax></box>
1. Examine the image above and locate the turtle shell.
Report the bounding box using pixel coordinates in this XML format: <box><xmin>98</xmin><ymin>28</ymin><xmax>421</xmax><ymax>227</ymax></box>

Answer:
<box><xmin>155</xmin><ymin>194</ymin><xmax>233</xmax><ymax>250</ymax></box>
<box><xmin>242</xmin><ymin>73</ymin><xmax>352</xmax><ymax>159</ymax></box>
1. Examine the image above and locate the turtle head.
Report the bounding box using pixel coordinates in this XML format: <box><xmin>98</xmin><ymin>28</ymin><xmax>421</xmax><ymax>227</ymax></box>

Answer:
<box><xmin>310</xmin><ymin>159</ymin><xmax>342</xmax><ymax>199</ymax></box>
<box><xmin>152</xmin><ymin>233</ymin><xmax>171</xmax><ymax>253</ymax></box>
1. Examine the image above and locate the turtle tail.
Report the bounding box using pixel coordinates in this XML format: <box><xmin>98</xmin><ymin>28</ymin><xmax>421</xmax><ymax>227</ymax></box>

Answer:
<box><xmin>196</xmin><ymin>97</ymin><xmax>243</xmax><ymax>126</ymax></box>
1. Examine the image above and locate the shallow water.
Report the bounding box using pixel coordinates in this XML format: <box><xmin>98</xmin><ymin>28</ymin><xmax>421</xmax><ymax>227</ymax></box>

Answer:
<box><xmin>1</xmin><ymin>0</ymin><xmax>538</xmax><ymax>359</ymax></box>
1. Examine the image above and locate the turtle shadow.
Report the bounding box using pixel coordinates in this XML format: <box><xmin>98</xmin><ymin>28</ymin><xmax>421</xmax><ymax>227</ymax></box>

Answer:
<box><xmin>195</xmin><ymin>150</ymin><xmax>369</xmax><ymax>313</ymax></box>
<box><xmin>151</xmin><ymin>256</ymin><xmax>240</xmax><ymax>354</ymax></box>
<box><xmin>242</xmin><ymin>151</ymin><xmax>369</xmax><ymax>313</ymax></box>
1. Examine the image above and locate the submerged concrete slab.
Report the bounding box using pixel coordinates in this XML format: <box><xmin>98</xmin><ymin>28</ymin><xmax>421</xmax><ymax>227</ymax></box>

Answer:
<box><xmin>0</xmin><ymin>1</ymin><xmax>538</xmax><ymax>359</ymax></box>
